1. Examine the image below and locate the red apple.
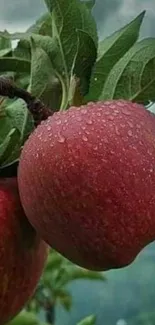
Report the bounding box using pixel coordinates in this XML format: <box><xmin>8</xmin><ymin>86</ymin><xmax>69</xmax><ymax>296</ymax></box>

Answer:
<box><xmin>18</xmin><ymin>100</ymin><xmax>155</xmax><ymax>271</ymax></box>
<box><xmin>0</xmin><ymin>178</ymin><xmax>48</xmax><ymax>324</ymax></box>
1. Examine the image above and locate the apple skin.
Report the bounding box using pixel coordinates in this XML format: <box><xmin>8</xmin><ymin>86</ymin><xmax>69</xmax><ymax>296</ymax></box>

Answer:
<box><xmin>18</xmin><ymin>100</ymin><xmax>155</xmax><ymax>271</ymax></box>
<box><xmin>0</xmin><ymin>178</ymin><xmax>48</xmax><ymax>325</ymax></box>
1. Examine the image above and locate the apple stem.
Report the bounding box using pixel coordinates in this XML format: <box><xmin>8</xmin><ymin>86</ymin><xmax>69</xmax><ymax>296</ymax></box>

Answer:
<box><xmin>0</xmin><ymin>76</ymin><xmax>52</xmax><ymax>126</ymax></box>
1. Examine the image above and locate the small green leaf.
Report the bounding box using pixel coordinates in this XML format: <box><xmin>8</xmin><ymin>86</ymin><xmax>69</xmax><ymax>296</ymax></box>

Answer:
<box><xmin>30</xmin><ymin>38</ymin><xmax>61</xmax><ymax>109</ymax></box>
<box><xmin>73</xmin><ymin>29</ymin><xmax>97</xmax><ymax>97</ymax></box>
<box><xmin>5</xmin><ymin>98</ymin><xmax>34</xmax><ymax>143</ymax></box>
<box><xmin>44</xmin><ymin>0</ymin><xmax>98</xmax><ymax>109</ymax></box>
<box><xmin>45</xmin><ymin>250</ymin><xmax>64</xmax><ymax>272</ymax></box>
<box><xmin>27</xmin><ymin>13</ymin><xmax>52</xmax><ymax>37</ymax></box>
<box><xmin>0</xmin><ymin>48</ymin><xmax>12</xmax><ymax>57</ymax></box>
<box><xmin>59</xmin><ymin>267</ymin><xmax>106</xmax><ymax>286</ymax></box>
<box><xmin>77</xmin><ymin>315</ymin><xmax>96</xmax><ymax>325</ymax></box>
<box><xmin>55</xmin><ymin>289</ymin><xmax>72</xmax><ymax>311</ymax></box>
<box><xmin>0</xmin><ymin>114</ymin><xmax>12</xmax><ymax>142</ymax></box>
<box><xmin>0</xmin><ymin>57</ymin><xmax>30</xmax><ymax>73</ymax></box>
<box><xmin>0</xmin><ymin>128</ymin><xmax>20</xmax><ymax>167</ymax></box>
<box><xmin>7</xmin><ymin>311</ymin><xmax>39</xmax><ymax>325</ymax></box>
<box><xmin>85</xmin><ymin>0</ymin><xmax>96</xmax><ymax>10</ymax></box>
<box><xmin>14</xmin><ymin>39</ymin><xmax>31</xmax><ymax>61</ymax></box>
<box><xmin>0</xmin><ymin>36</ymin><xmax>11</xmax><ymax>51</ymax></box>
<box><xmin>101</xmin><ymin>38</ymin><xmax>155</xmax><ymax>103</ymax></box>
<box><xmin>1</xmin><ymin>31</ymin><xmax>57</xmax><ymax>63</ymax></box>
<box><xmin>87</xmin><ymin>11</ymin><xmax>145</xmax><ymax>101</ymax></box>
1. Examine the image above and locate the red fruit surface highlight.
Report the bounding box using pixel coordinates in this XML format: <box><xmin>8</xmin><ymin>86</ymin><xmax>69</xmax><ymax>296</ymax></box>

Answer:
<box><xmin>0</xmin><ymin>178</ymin><xmax>48</xmax><ymax>324</ymax></box>
<box><xmin>18</xmin><ymin>100</ymin><xmax>155</xmax><ymax>271</ymax></box>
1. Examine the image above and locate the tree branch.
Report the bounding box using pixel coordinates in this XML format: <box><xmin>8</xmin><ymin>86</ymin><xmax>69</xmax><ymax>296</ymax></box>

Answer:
<box><xmin>0</xmin><ymin>76</ymin><xmax>52</xmax><ymax>126</ymax></box>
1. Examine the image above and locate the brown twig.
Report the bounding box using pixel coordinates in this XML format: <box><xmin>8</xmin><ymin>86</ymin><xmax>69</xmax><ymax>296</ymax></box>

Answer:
<box><xmin>0</xmin><ymin>76</ymin><xmax>52</xmax><ymax>126</ymax></box>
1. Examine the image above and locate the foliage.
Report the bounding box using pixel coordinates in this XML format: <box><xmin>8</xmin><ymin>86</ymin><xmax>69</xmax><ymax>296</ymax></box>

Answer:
<box><xmin>0</xmin><ymin>0</ymin><xmax>155</xmax><ymax>324</ymax></box>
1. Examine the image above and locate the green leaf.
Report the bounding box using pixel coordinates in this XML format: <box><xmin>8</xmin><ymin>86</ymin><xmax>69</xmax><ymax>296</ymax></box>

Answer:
<box><xmin>7</xmin><ymin>311</ymin><xmax>39</xmax><ymax>325</ymax></box>
<box><xmin>30</xmin><ymin>38</ymin><xmax>61</xmax><ymax>109</ymax></box>
<box><xmin>0</xmin><ymin>98</ymin><xmax>34</xmax><ymax>167</ymax></box>
<box><xmin>0</xmin><ymin>36</ymin><xmax>11</xmax><ymax>51</ymax></box>
<box><xmin>77</xmin><ymin>315</ymin><xmax>96</xmax><ymax>325</ymax></box>
<box><xmin>0</xmin><ymin>31</ymin><xmax>57</xmax><ymax>63</ymax></box>
<box><xmin>0</xmin><ymin>128</ymin><xmax>20</xmax><ymax>167</ymax></box>
<box><xmin>0</xmin><ymin>57</ymin><xmax>30</xmax><ymax>73</ymax></box>
<box><xmin>0</xmin><ymin>114</ymin><xmax>12</xmax><ymax>142</ymax></box>
<box><xmin>39</xmin><ymin>15</ymin><xmax>53</xmax><ymax>37</ymax></box>
<box><xmin>55</xmin><ymin>288</ymin><xmax>72</xmax><ymax>311</ymax></box>
<box><xmin>85</xmin><ymin>0</ymin><xmax>96</xmax><ymax>10</ymax></box>
<box><xmin>44</xmin><ymin>0</ymin><xmax>98</xmax><ymax>109</ymax></box>
<box><xmin>72</xmin><ymin>30</ymin><xmax>97</xmax><ymax>97</ymax></box>
<box><xmin>58</xmin><ymin>267</ymin><xmax>106</xmax><ymax>287</ymax></box>
<box><xmin>101</xmin><ymin>38</ymin><xmax>155</xmax><ymax>103</ymax></box>
<box><xmin>5</xmin><ymin>98</ymin><xmax>34</xmax><ymax>143</ymax></box>
<box><xmin>27</xmin><ymin>13</ymin><xmax>52</xmax><ymax>37</ymax></box>
<box><xmin>14</xmin><ymin>40</ymin><xmax>31</xmax><ymax>61</ymax></box>
<box><xmin>86</xmin><ymin>11</ymin><xmax>145</xmax><ymax>101</ymax></box>
<box><xmin>0</xmin><ymin>48</ymin><xmax>12</xmax><ymax>57</ymax></box>
<box><xmin>45</xmin><ymin>250</ymin><xmax>64</xmax><ymax>272</ymax></box>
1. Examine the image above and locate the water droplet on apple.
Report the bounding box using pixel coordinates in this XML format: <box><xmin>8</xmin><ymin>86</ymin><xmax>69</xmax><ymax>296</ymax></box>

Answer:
<box><xmin>121</xmin><ymin>107</ymin><xmax>131</xmax><ymax>115</ymax></box>
<box><xmin>58</xmin><ymin>135</ymin><xmax>65</xmax><ymax>143</ymax></box>
<box><xmin>56</xmin><ymin>120</ymin><xmax>62</xmax><ymax>125</ymax></box>
<box><xmin>108</xmin><ymin>115</ymin><xmax>114</xmax><ymax>121</ymax></box>
<box><xmin>86</xmin><ymin>120</ymin><xmax>93</xmax><ymax>125</ymax></box>
<box><xmin>82</xmin><ymin>135</ymin><xmax>88</xmax><ymax>142</ymax></box>
<box><xmin>81</xmin><ymin>109</ymin><xmax>87</xmax><ymax>114</ymax></box>
<box><xmin>128</xmin><ymin>130</ymin><xmax>133</xmax><ymax>137</ymax></box>
<box><xmin>127</xmin><ymin>121</ymin><xmax>134</xmax><ymax>128</ymax></box>
<box><xmin>115</xmin><ymin>126</ymin><xmax>120</xmax><ymax>136</ymax></box>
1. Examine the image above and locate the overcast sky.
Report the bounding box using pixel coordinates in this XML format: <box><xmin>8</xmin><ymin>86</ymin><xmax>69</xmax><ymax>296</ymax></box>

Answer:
<box><xmin>0</xmin><ymin>0</ymin><xmax>154</xmax><ymax>39</ymax></box>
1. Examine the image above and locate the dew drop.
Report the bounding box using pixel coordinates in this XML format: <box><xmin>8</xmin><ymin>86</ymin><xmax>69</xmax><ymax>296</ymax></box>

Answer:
<box><xmin>77</xmin><ymin>117</ymin><xmax>82</xmax><ymax>122</ymax></box>
<box><xmin>47</xmin><ymin>125</ymin><xmax>52</xmax><ymax>131</ymax></box>
<box><xmin>56</xmin><ymin>119</ymin><xmax>62</xmax><ymax>125</ymax></box>
<box><xmin>128</xmin><ymin>130</ymin><xmax>133</xmax><ymax>137</ymax></box>
<box><xmin>115</xmin><ymin>126</ymin><xmax>120</xmax><ymax>136</ymax></box>
<box><xmin>58</xmin><ymin>134</ymin><xmax>65</xmax><ymax>143</ymax></box>
<box><xmin>101</xmin><ymin>158</ymin><xmax>108</xmax><ymax>163</ymax></box>
<box><xmin>93</xmin><ymin>146</ymin><xmax>98</xmax><ymax>151</ymax></box>
<box><xmin>82</xmin><ymin>126</ymin><xmax>86</xmax><ymax>130</ymax></box>
<box><xmin>86</xmin><ymin>120</ymin><xmax>93</xmax><ymax>125</ymax></box>
<box><xmin>121</xmin><ymin>107</ymin><xmax>131</xmax><ymax>116</ymax></box>
<box><xmin>81</xmin><ymin>109</ymin><xmax>87</xmax><ymax>114</ymax></box>
<box><xmin>105</xmin><ymin>111</ymin><xmax>110</xmax><ymax>115</ymax></box>
<box><xmin>108</xmin><ymin>115</ymin><xmax>114</xmax><ymax>121</ymax></box>
<box><xmin>127</xmin><ymin>121</ymin><xmax>134</xmax><ymax>128</ymax></box>
<box><xmin>102</xmin><ymin>138</ymin><xmax>109</xmax><ymax>144</ymax></box>
<box><xmin>82</xmin><ymin>135</ymin><xmax>88</xmax><ymax>142</ymax></box>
